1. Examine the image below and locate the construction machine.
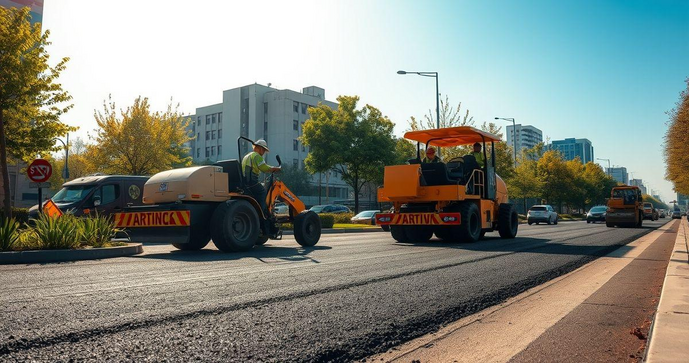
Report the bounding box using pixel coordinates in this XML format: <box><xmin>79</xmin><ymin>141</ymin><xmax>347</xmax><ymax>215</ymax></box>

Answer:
<box><xmin>114</xmin><ymin>137</ymin><xmax>322</xmax><ymax>252</ymax></box>
<box><xmin>606</xmin><ymin>186</ymin><xmax>643</xmax><ymax>228</ymax></box>
<box><xmin>376</xmin><ymin>126</ymin><xmax>519</xmax><ymax>242</ymax></box>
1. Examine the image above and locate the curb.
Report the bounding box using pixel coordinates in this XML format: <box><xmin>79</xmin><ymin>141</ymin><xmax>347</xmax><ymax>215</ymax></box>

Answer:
<box><xmin>282</xmin><ymin>227</ymin><xmax>384</xmax><ymax>235</ymax></box>
<box><xmin>0</xmin><ymin>243</ymin><xmax>144</xmax><ymax>265</ymax></box>
<box><xmin>646</xmin><ymin>218</ymin><xmax>689</xmax><ymax>362</ymax></box>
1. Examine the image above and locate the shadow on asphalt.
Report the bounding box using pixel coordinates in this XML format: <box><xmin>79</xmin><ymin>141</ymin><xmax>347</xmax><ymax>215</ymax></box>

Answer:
<box><xmin>134</xmin><ymin>244</ymin><xmax>332</xmax><ymax>263</ymax></box>
<box><xmin>395</xmin><ymin>236</ymin><xmax>637</xmax><ymax>257</ymax></box>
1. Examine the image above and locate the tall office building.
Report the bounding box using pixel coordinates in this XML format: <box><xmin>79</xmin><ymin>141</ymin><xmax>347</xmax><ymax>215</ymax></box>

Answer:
<box><xmin>549</xmin><ymin>138</ymin><xmax>594</xmax><ymax>164</ymax></box>
<box><xmin>606</xmin><ymin>167</ymin><xmax>628</xmax><ymax>185</ymax></box>
<box><xmin>505</xmin><ymin>124</ymin><xmax>543</xmax><ymax>153</ymax></box>
<box><xmin>678</xmin><ymin>193</ymin><xmax>689</xmax><ymax>209</ymax></box>
<box><xmin>187</xmin><ymin>84</ymin><xmax>349</xmax><ymax>205</ymax></box>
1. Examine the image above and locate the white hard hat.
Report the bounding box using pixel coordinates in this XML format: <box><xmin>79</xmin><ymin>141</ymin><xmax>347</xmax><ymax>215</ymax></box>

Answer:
<box><xmin>254</xmin><ymin>139</ymin><xmax>270</xmax><ymax>152</ymax></box>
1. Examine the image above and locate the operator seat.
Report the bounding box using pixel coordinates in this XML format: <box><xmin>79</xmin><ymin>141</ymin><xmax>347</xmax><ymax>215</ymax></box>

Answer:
<box><xmin>213</xmin><ymin>159</ymin><xmax>244</xmax><ymax>193</ymax></box>
<box><xmin>420</xmin><ymin>163</ymin><xmax>456</xmax><ymax>186</ymax></box>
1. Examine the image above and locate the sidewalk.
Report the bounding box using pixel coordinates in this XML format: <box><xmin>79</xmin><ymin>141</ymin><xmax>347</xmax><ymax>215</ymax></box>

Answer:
<box><xmin>646</xmin><ymin>217</ymin><xmax>689</xmax><ymax>362</ymax></box>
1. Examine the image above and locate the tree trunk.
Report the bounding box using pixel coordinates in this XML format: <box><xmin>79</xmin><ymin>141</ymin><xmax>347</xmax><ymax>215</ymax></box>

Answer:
<box><xmin>0</xmin><ymin>109</ymin><xmax>12</xmax><ymax>218</ymax></box>
<box><xmin>353</xmin><ymin>174</ymin><xmax>359</xmax><ymax>214</ymax></box>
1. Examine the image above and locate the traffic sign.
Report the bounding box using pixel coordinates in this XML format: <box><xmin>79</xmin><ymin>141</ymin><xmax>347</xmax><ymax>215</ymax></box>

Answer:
<box><xmin>27</xmin><ymin>159</ymin><xmax>52</xmax><ymax>183</ymax></box>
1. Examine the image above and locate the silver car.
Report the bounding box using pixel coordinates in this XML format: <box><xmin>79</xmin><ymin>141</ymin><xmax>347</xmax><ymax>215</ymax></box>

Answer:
<box><xmin>527</xmin><ymin>205</ymin><xmax>559</xmax><ymax>225</ymax></box>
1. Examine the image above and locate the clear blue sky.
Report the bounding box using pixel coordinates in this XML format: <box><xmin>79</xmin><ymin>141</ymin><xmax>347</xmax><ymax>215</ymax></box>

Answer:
<box><xmin>42</xmin><ymin>0</ymin><xmax>688</xmax><ymax>201</ymax></box>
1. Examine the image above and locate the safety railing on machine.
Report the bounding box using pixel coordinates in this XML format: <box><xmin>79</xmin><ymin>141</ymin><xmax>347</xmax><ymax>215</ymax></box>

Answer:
<box><xmin>465</xmin><ymin>169</ymin><xmax>484</xmax><ymax>196</ymax></box>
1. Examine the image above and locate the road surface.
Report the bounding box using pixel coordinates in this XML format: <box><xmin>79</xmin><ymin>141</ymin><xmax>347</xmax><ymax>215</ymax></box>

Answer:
<box><xmin>0</xmin><ymin>220</ymin><xmax>667</xmax><ymax>361</ymax></box>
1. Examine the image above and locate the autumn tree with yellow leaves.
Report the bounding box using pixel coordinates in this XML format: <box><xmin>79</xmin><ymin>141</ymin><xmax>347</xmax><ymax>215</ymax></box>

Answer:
<box><xmin>665</xmin><ymin>79</ymin><xmax>689</xmax><ymax>195</ymax></box>
<box><xmin>87</xmin><ymin>96</ymin><xmax>192</xmax><ymax>175</ymax></box>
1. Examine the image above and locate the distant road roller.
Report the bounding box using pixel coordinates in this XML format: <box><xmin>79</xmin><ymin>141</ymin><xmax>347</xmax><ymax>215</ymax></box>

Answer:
<box><xmin>376</xmin><ymin>126</ymin><xmax>518</xmax><ymax>242</ymax></box>
<box><xmin>114</xmin><ymin>137</ymin><xmax>321</xmax><ymax>252</ymax></box>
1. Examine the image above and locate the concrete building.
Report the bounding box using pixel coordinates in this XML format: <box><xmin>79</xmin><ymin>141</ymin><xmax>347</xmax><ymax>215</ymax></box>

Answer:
<box><xmin>505</xmin><ymin>124</ymin><xmax>543</xmax><ymax>153</ymax></box>
<box><xmin>630</xmin><ymin>179</ymin><xmax>647</xmax><ymax>195</ymax></box>
<box><xmin>187</xmin><ymin>84</ymin><xmax>349</xmax><ymax>206</ymax></box>
<box><xmin>549</xmin><ymin>138</ymin><xmax>594</xmax><ymax>164</ymax></box>
<box><xmin>606</xmin><ymin>167</ymin><xmax>628</xmax><ymax>185</ymax></box>
<box><xmin>0</xmin><ymin>163</ymin><xmax>54</xmax><ymax>209</ymax></box>
<box><xmin>678</xmin><ymin>193</ymin><xmax>689</xmax><ymax>209</ymax></box>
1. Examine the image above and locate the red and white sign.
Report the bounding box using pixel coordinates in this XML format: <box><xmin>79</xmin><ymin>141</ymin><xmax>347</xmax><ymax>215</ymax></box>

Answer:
<box><xmin>27</xmin><ymin>159</ymin><xmax>52</xmax><ymax>183</ymax></box>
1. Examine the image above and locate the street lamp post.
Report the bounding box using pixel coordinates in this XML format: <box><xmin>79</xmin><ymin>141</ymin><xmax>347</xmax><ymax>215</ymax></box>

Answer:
<box><xmin>398</xmin><ymin>70</ymin><xmax>440</xmax><ymax>154</ymax></box>
<box><xmin>52</xmin><ymin>134</ymin><xmax>69</xmax><ymax>180</ymax></box>
<box><xmin>597</xmin><ymin>158</ymin><xmax>611</xmax><ymax>177</ymax></box>
<box><xmin>494</xmin><ymin>117</ymin><xmax>517</xmax><ymax>166</ymax></box>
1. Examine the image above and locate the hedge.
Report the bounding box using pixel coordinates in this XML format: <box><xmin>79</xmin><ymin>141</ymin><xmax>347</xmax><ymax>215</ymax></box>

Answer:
<box><xmin>318</xmin><ymin>214</ymin><xmax>335</xmax><ymax>228</ymax></box>
<box><xmin>320</xmin><ymin>213</ymin><xmax>353</xmax><ymax>224</ymax></box>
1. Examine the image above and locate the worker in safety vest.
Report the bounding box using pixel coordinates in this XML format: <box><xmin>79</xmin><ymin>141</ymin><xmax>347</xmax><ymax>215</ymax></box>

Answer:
<box><xmin>422</xmin><ymin>146</ymin><xmax>442</xmax><ymax>163</ymax></box>
<box><xmin>472</xmin><ymin>142</ymin><xmax>485</xmax><ymax>168</ymax></box>
<box><xmin>241</xmin><ymin>139</ymin><xmax>281</xmax><ymax>214</ymax></box>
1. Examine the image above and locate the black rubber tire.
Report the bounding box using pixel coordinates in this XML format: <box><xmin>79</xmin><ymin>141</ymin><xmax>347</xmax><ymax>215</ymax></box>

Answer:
<box><xmin>636</xmin><ymin>212</ymin><xmax>643</xmax><ymax>227</ymax></box>
<box><xmin>587</xmin><ymin>220</ymin><xmax>591</xmax><ymax>224</ymax></box>
<box><xmin>294</xmin><ymin>210</ymin><xmax>321</xmax><ymax>247</ymax></box>
<box><xmin>498</xmin><ymin>203</ymin><xmax>518</xmax><ymax>239</ymax></box>
<box><xmin>255</xmin><ymin>234</ymin><xmax>269</xmax><ymax>246</ymax></box>
<box><xmin>553</xmin><ymin>216</ymin><xmax>558</xmax><ymax>225</ymax></box>
<box><xmin>528</xmin><ymin>222</ymin><xmax>533</xmax><ymax>225</ymax></box>
<box><xmin>606</xmin><ymin>221</ymin><xmax>615</xmax><ymax>228</ymax></box>
<box><xmin>547</xmin><ymin>216</ymin><xmax>552</xmax><ymax>225</ymax></box>
<box><xmin>406</xmin><ymin>226</ymin><xmax>433</xmax><ymax>243</ymax></box>
<box><xmin>173</xmin><ymin>222</ymin><xmax>211</xmax><ymax>251</ymax></box>
<box><xmin>458</xmin><ymin>202</ymin><xmax>481</xmax><ymax>242</ymax></box>
<box><xmin>391</xmin><ymin>225</ymin><xmax>409</xmax><ymax>243</ymax></box>
<box><xmin>381</xmin><ymin>224</ymin><xmax>390</xmax><ymax>232</ymax></box>
<box><xmin>211</xmin><ymin>200</ymin><xmax>260</xmax><ymax>252</ymax></box>
<box><xmin>479</xmin><ymin>230</ymin><xmax>487</xmax><ymax>240</ymax></box>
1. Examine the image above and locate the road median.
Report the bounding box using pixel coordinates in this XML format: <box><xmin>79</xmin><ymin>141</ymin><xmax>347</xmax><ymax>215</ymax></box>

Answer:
<box><xmin>0</xmin><ymin>243</ymin><xmax>143</xmax><ymax>265</ymax></box>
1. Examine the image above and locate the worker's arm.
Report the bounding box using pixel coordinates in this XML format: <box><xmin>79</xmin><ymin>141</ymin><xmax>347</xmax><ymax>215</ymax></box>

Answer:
<box><xmin>254</xmin><ymin>154</ymin><xmax>280</xmax><ymax>173</ymax></box>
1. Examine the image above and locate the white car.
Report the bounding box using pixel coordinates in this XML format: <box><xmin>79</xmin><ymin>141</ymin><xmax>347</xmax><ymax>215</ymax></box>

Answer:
<box><xmin>527</xmin><ymin>205</ymin><xmax>559</xmax><ymax>225</ymax></box>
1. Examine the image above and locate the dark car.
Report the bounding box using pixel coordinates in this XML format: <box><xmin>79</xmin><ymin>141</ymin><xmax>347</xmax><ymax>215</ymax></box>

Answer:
<box><xmin>586</xmin><ymin>206</ymin><xmax>607</xmax><ymax>223</ymax></box>
<box><xmin>29</xmin><ymin>175</ymin><xmax>149</xmax><ymax>219</ymax></box>
<box><xmin>672</xmin><ymin>207</ymin><xmax>682</xmax><ymax>219</ymax></box>
<box><xmin>309</xmin><ymin>204</ymin><xmax>351</xmax><ymax>214</ymax></box>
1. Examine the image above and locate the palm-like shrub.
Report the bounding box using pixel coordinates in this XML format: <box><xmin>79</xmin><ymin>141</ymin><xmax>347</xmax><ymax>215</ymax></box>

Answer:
<box><xmin>81</xmin><ymin>215</ymin><xmax>116</xmax><ymax>248</ymax></box>
<box><xmin>0</xmin><ymin>218</ymin><xmax>19</xmax><ymax>251</ymax></box>
<box><xmin>32</xmin><ymin>214</ymin><xmax>82</xmax><ymax>250</ymax></box>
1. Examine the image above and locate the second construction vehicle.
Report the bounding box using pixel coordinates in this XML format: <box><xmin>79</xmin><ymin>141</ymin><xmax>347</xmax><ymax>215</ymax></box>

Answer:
<box><xmin>114</xmin><ymin>137</ymin><xmax>322</xmax><ymax>252</ymax></box>
<box><xmin>606</xmin><ymin>186</ymin><xmax>643</xmax><ymax>227</ymax></box>
<box><xmin>376</xmin><ymin>126</ymin><xmax>519</xmax><ymax>242</ymax></box>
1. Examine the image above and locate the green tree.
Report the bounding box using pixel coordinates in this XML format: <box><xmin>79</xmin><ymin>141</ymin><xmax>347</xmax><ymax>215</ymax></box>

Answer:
<box><xmin>394</xmin><ymin>138</ymin><xmax>417</xmax><ymax>165</ymax></box>
<box><xmin>302</xmin><ymin>96</ymin><xmax>397</xmax><ymax>213</ymax></box>
<box><xmin>87</xmin><ymin>96</ymin><xmax>192</xmax><ymax>175</ymax></box>
<box><xmin>408</xmin><ymin>95</ymin><xmax>474</xmax><ymax>131</ymax></box>
<box><xmin>664</xmin><ymin>78</ymin><xmax>689</xmax><ymax>194</ymax></box>
<box><xmin>537</xmin><ymin>150</ymin><xmax>576</xmax><ymax>212</ymax></box>
<box><xmin>278</xmin><ymin>164</ymin><xmax>315</xmax><ymax>196</ymax></box>
<box><xmin>643</xmin><ymin>194</ymin><xmax>670</xmax><ymax>210</ymax></box>
<box><xmin>0</xmin><ymin>7</ymin><xmax>74</xmax><ymax>217</ymax></box>
<box><xmin>507</xmin><ymin>154</ymin><xmax>543</xmax><ymax>213</ymax></box>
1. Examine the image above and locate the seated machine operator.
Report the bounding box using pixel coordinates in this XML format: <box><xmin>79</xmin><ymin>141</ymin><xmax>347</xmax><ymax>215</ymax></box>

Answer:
<box><xmin>422</xmin><ymin>146</ymin><xmax>442</xmax><ymax>163</ymax></box>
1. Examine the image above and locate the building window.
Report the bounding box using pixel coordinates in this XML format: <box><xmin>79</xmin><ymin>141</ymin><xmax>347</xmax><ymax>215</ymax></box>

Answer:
<box><xmin>206</xmin><ymin>131</ymin><xmax>210</xmax><ymax>140</ymax></box>
<box><xmin>218</xmin><ymin>145</ymin><xmax>222</xmax><ymax>156</ymax></box>
<box><xmin>263</xmin><ymin>121</ymin><xmax>268</xmax><ymax>140</ymax></box>
<box><xmin>197</xmin><ymin>116</ymin><xmax>201</xmax><ymax>126</ymax></box>
<box><xmin>212</xmin><ymin>114</ymin><xmax>217</xmax><ymax>123</ymax></box>
<box><xmin>293</xmin><ymin>159</ymin><xmax>298</xmax><ymax>168</ymax></box>
<box><xmin>205</xmin><ymin>147</ymin><xmax>210</xmax><ymax>158</ymax></box>
<box><xmin>218</xmin><ymin>128</ymin><xmax>222</xmax><ymax>139</ymax></box>
<box><xmin>264</xmin><ymin>102</ymin><xmax>268</xmax><ymax>114</ymax></box>
<box><xmin>301</xmin><ymin>160</ymin><xmax>306</xmax><ymax>169</ymax></box>
<box><xmin>293</xmin><ymin>139</ymin><xmax>298</xmax><ymax>151</ymax></box>
<box><xmin>218</xmin><ymin>112</ymin><xmax>222</xmax><ymax>123</ymax></box>
<box><xmin>212</xmin><ymin>130</ymin><xmax>216</xmax><ymax>140</ymax></box>
<box><xmin>293</xmin><ymin>120</ymin><xmax>298</xmax><ymax>131</ymax></box>
<box><xmin>293</xmin><ymin>101</ymin><xmax>299</xmax><ymax>112</ymax></box>
<box><xmin>211</xmin><ymin>146</ymin><xmax>215</xmax><ymax>156</ymax></box>
<box><xmin>197</xmin><ymin>132</ymin><xmax>200</xmax><ymax>141</ymax></box>
<box><xmin>301</xmin><ymin>103</ymin><xmax>307</xmax><ymax>114</ymax></box>
<box><xmin>206</xmin><ymin>115</ymin><xmax>210</xmax><ymax>125</ymax></box>
<box><xmin>196</xmin><ymin>148</ymin><xmax>200</xmax><ymax>158</ymax></box>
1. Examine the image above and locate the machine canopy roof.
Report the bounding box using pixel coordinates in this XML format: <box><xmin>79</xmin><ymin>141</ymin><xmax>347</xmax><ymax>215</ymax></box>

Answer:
<box><xmin>403</xmin><ymin>126</ymin><xmax>502</xmax><ymax>147</ymax></box>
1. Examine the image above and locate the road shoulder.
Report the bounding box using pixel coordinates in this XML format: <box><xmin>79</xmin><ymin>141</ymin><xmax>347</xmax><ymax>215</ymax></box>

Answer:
<box><xmin>369</xmin><ymin>220</ymin><xmax>677</xmax><ymax>362</ymax></box>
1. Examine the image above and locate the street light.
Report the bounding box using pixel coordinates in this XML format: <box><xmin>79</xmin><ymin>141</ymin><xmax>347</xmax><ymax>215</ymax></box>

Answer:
<box><xmin>397</xmin><ymin>70</ymin><xmax>440</xmax><ymax>141</ymax></box>
<box><xmin>597</xmin><ymin>158</ymin><xmax>611</xmax><ymax>177</ymax></box>
<box><xmin>495</xmin><ymin>117</ymin><xmax>517</xmax><ymax>166</ymax></box>
<box><xmin>52</xmin><ymin>134</ymin><xmax>69</xmax><ymax>180</ymax></box>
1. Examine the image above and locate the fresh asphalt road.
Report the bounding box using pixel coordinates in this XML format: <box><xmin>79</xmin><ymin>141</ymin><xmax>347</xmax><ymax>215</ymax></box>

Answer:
<box><xmin>0</xmin><ymin>219</ymin><xmax>668</xmax><ymax>362</ymax></box>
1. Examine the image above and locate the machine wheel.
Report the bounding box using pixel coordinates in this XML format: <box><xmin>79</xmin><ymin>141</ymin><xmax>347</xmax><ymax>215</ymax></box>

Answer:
<box><xmin>479</xmin><ymin>230</ymin><xmax>487</xmax><ymax>240</ymax></box>
<box><xmin>173</xmin><ymin>222</ymin><xmax>211</xmax><ymax>251</ymax></box>
<box><xmin>391</xmin><ymin>225</ymin><xmax>409</xmax><ymax>243</ymax></box>
<box><xmin>458</xmin><ymin>202</ymin><xmax>481</xmax><ymax>242</ymax></box>
<box><xmin>211</xmin><ymin>200</ymin><xmax>260</xmax><ymax>252</ymax></box>
<box><xmin>498</xmin><ymin>203</ymin><xmax>518</xmax><ymax>239</ymax></box>
<box><xmin>294</xmin><ymin>210</ymin><xmax>321</xmax><ymax>247</ymax></box>
<box><xmin>587</xmin><ymin>220</ymin><xmax>591</xmax><ymax>224</ymax></box>
<box><xmin>381</xmin><ymin>224</ymin><xmax>390</xmax><ymax>232</ymax></box>
<box><xmin>606</xmin><ymin>221</ymin><xmax>615</xmax><ymax>228</ymax></box>
<box><xmin>255</xmin><ymin>234</ymin><xmax>269</xmax><ymax>246</ymax></box>
<box><xmin>636</xmin><ymin>212</ymin><xmax>643</xmax><ymax>227</ymax></box>
<box><xmin>406</xmin><ymin>226</ymin><xmax>433</xmax><ymax>243</ymax></box>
